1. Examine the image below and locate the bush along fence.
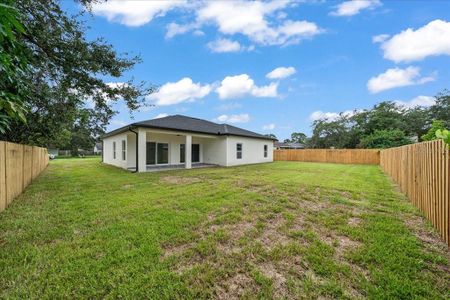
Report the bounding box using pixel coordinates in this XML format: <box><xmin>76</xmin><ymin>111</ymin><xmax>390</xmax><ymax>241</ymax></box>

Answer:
<box><xmin>0</xmin><ymin>141</ymin><xmax>49</xmax><ymax>212</ymax></box>
<box><xmin>380</xmin><ymin>140</ymin><xmax>449</xmax><ymax>246</ymax></box>
<box><xmin>273</xmin><ymin>149</ymin><xmax>380</xmax><ymax>165</ymax></box>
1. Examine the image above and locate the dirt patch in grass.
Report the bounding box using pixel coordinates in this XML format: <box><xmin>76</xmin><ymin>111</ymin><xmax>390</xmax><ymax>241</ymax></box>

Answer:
<box><xmin>258</xmin><ymin>262</ymin><xmax>288</xmax><ymax>296</ymax></box>
<box><xmin>257</xmin><ymin>214</ymin><xmax>290</xmax><ymax>249</ymax></box>
<box><xmin>160</xmin><ymin>176</ymin><xmax>202</xmax><ymax>185</ymax></box>
<box><xmin>335</xmin><ymin>235</ymin><xmax>362</xmax><ymax>258</ymax></box>
<box><xmin>403</xmin><ymin>215</ymin><xmax>450</xmax><ymax>260</ymax></box>
<box><xmin>215</xmin><ymin>273</ymin><xmax>257</xmax><ymax>300</ymax></box>
<box><xmin>348</xmin><ymin>217</ymin><xmax>362</xmax><ymax>226</ymax></box>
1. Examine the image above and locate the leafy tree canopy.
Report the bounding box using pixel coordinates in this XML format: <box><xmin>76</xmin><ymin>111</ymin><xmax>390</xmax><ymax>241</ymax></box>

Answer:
<box><xmin>421</xmin><ymin>120</ymin><xmax>446</xmax><ymax>141</ymax></box>
<box><xmin>0</xmin><ymin>1</ymin><xmax>29</xmax><ymax>133</ymax></box>
<box><xmin>359</xmin><ymin>129</ymin><xmax>411</xmax><ymax>149</ymax></box>
<box><xmin>0</xmin><ymin>0</ymin><xmax>154</xmax><ymax>147</ymax></box>
<box><xmin>307</xmin><ymin>90</ymin><xmax>449</xmax><ymax>149</ymax></box>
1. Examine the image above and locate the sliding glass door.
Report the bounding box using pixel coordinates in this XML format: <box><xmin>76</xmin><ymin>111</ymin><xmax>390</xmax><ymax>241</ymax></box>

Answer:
<box><xmin>146</xmin><ymin>142</ymin><xmax>169</xmax><ymax>165</ymax></box>
<box><xmin>146</xmin><ymin>142</ymin><xmax>156</xmax><ymax>165</ymax></box>
<box><xmin>157</xmin><ymin>143</ymin><xmax>169</xmax><ymax>164</ymax></box>
<box><xmin>180</xmin><ymin>144</ymin><xmax>200</xmax><ymax>163</ymax></box>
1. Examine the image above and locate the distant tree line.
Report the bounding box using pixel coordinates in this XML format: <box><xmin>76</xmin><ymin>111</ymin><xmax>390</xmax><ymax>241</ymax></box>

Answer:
<box><xmin>269</xmin><ymin>90</ymin><xmax>449</xmax><ymax>149</ymax></box>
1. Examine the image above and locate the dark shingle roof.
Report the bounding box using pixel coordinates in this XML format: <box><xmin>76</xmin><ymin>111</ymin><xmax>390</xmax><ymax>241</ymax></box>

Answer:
<box><xmin>102</xmin><ymin>115</ymin><xmax>275</xmax><ymax>140</ymax></box>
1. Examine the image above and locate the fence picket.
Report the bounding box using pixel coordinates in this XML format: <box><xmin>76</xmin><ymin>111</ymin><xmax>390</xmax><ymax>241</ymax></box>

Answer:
<box><xmin>0</xmin><ymin>141</ymin><xmax>48</xmax><ymax>213</ymax></box>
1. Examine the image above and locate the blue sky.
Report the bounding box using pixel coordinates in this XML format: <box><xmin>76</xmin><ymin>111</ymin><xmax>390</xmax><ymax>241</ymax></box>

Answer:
<box><xmin>64</xmin><ymin>1</ymin><xmax>450</xmax><ymax>140</ymax></box>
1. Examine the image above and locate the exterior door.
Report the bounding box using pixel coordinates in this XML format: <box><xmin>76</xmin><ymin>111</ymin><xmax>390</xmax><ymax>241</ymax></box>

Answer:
<box><xmin>192</xmin><ymin>144</ymin><xmax>200</xmax><ymax>163</ymax></box>
<box><xmin>146</xmin><ymin>142</ymin><xmax>156</xmax><ymax>165</ymax></box>
<box><xmin>180</xmin><ymin>144</ymin><xmax>200</xmax><ymax>163</ymax></box>
<box><xmin>147</xmin><ymin>142</ymin><xmax>169</xmax><ymax>165</ymax></box>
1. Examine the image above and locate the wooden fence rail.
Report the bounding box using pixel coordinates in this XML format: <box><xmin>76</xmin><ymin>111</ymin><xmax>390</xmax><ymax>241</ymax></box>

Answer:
<box><xmin>274</xmin><ymin>149</ymin><xmax>380</xmax><ymax>165</ymax></box>
<box><xmin>0</xmin><ymin>141</ymin><xmax>49</xmax><ymax>212</ymax></box>
<box><xmin>380</xmin><ymin>140</ymin><xmax>449</xmax><ymax>246</ymax></box>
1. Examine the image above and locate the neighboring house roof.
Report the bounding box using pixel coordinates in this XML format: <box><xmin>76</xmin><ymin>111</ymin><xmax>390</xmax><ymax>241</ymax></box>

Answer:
<box><xmin>274</xmin><ymin>142</ymin><xmax>305</xmax><ymax>149</ymax></box>
<box><xmin>102</xmin><ymin>115</ymin><xmax>276</xmax><ymax>141</ymax></box>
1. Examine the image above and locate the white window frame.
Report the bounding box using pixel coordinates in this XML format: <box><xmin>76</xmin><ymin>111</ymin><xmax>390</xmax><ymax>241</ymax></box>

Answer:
<box><xmin>122</xmin><ymin>140</ymin><xmax>126</xmax><ymax>161</ymax></box>
<box><xmin>264</xmin><ymin>145</ymin><xmax>268</xmax><ymax>158</ymax></box>
<box><xmin>113</xmin><ymin>141</ymin><xmax>116</xmax><ymax>159</ymax></box>
<box><xmin>236</xmin><ymin>143</ymin><xmax>242</xmax><ymax>159</ymax></box>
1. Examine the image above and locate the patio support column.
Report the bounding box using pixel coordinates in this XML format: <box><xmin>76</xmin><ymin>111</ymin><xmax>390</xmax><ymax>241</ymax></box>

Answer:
<box><xmin>185</xmin><ymin>134</ymin><xmax>192</xmax><ymax>169</ymax></box>
<box><xmin>138</xmin><ymin>129</ymin><xmax>146</xmax><ymax>172</ymax></box>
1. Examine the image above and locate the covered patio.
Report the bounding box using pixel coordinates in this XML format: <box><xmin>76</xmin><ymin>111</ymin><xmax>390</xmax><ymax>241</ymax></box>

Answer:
<box><xmin>125</xmin><ymin>128</ymin><xmax>225</xmax><ymax>172</ymax></box>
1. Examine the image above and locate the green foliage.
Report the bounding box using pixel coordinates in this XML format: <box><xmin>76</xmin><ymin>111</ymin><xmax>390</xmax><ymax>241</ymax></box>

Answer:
<box><xmin>308</xmin><ymin>91</ymin><xmax>449</xmax><ymax>149</ymax></box>
<box><xmin>284</xmin><ymin>132</ymin><xmax>307</xmax><ymax>144</ymax></box>
<box><xmin>421</xmin><ymin>120</ymin><xmax>446</xmax><ymax>141</ymax></box>
<box><xmin>0</xmin><ymin>0</ymin><xmax>155</xmax><ymax>146</ymax></box>
<box><xmin>429</xmin><ymin>90</ymin><xmax>450</xmax><ymax>128</ymax></box>
<box><xmin>435</xmin><ymin>129</ymin><xmax>450</xmax><ymax>146</ymax></box>
<box><xmin>0</xmin><ymin>1</ymin><xmax>29</xmax><ymax>133</ymax></box>
<box><xmin>360</xmin><ymin>129</ymin><xmax>411</xmax><ymax>149</ymax></box>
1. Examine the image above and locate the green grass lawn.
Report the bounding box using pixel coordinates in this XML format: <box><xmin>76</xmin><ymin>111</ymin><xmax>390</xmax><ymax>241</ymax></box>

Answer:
<box><xmin>0</xmin><ymin>158</ymin><xmax>449</xmax><ymax>299</ymax></box>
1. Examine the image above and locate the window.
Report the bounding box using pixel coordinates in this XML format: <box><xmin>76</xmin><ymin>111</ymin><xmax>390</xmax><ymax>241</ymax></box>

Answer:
<box><xmin>236</xmin><ymin>143</ymin><xmax>242</xmax><ymax>159</ymax></box>
<box><xmin>113</xmin><ymin>141</ymin><xmax>116</xmax><ymax>159</ymax></box>
<box><xmin>264</xmin><ymin>145</ymin><xmax>268</xmax><ymax>158</ymax></box>
<box><xmin>122</xmin><ymin>140</ymin><xmax>126</xmax><ymax>160</ymax></box>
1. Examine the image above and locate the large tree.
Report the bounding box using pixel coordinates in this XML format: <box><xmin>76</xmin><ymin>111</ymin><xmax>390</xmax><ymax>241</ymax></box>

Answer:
<box><xmin>429</xmin><ymin>90</ymin><xmax>450</xmax><ymax>128</ymax></box>
<box><xmin>0</xmin><ymin>1</ymin><xmax>29</xmax><ymax>133</ymax></box>
<box><xmin>0</xmin><ymin>0</ymin><xmax>154</xmax><ymax>147</ymax></box>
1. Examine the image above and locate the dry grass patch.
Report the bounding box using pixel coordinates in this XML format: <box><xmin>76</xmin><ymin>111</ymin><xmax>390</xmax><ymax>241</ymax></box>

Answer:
<box><xmin>160</xmin><ymin>175</ymin><xmax>202</xmax><ymax>185</ymax></box>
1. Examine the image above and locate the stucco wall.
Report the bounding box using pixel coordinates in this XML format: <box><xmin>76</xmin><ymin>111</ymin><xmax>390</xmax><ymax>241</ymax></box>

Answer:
<box><xmin>203</xmin><ymin>136</ymin><xmax>227</xmax><ymax>166</ymax></box>
<box><xmin>103</xmin><ymin>127</ymin><xmax>273</xmax><ymax>170</ymax></box>
<box><xmin>103</xmin><ymin>132</ymin><xmax>130</xmax><ymax>169</ymax></box>
<box><xmin>225</xmin><ymin>136</ymin><xmax>273</xmax><ymax>166</ymax></box>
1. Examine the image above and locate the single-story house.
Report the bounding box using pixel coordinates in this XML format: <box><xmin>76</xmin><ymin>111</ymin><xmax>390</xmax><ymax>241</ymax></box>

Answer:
<box><xmin>101</xmin><ymin>115</ymin><xmax>276</xmax><ymax>172</ymax></box>
<box><xmin>274</xmin><ymin>142</ymin><xmax>305</xmax><ymax>149</ymax></box>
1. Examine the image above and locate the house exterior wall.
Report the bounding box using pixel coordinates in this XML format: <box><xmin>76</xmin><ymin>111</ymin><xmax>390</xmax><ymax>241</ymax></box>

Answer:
<box><xmin>103</xmin><ymin>132</ymin><xmax>130</xmax><ymax>169</ymax></box>
<box><xmin>203</xmin><ymin>136</ymin><xmax>227</xmax><ymax>166</ymax></box>
<box><xmin>225</xmin><ymin>136</ymin><xmax>273</xmax><ymax>166</ymax></box>
<box><xmin>127</xmin><ymin>134</ymin><xmax>136</xmax><ymax>169</ymax></box>
<box><xmin>103</xmin><ymin>127</ymin><xmax>273</xmax><ymax>170</ymax></box>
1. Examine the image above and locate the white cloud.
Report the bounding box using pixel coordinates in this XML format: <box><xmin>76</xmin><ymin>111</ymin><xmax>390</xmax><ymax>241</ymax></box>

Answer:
<box><xmin>372</xmin><ymin>34</ymin><xmax>390</xmax><ymax>43</ymax></box>
<box><xmin>266</xmin><ymin>66</ymin><xmax>296</xmax><ymax>79</ymax></box>
<box><xmin>379</xmin><ymin>19</ymin><xmax>450</xmax><ymax>63</ymax></box>
<box><xmin>91</xmin><ymin>1</ymin><xmax>187</xmax><ymax>27</ymax></box>
<box><xmin>166</xmin><ymin>22</ymin><xmax>197</xmax><ymax>39</ymax></box>
<box><xmin>309</xmin><ymin>110</ymin><xmax>358</xmax><ymax>121</ymax></box>
<box><xmin>92</xmin><ymin>1</ymin><xmax>322</xmax><ymax>48</ymax></box>
<box><xmin>394</xmin><ymin>96</ymin><xmax>435</xmax><ymax>108</ymax></box>
<box><xmin>207</xmin><ymin>38</ymin><xmax>242</xmax><ymax>53</ymax></box>
<box><xmin>216</xmin><ymin>74</ymin><xmax>278</xmax><ymax>99</ymax></box>
<box><xmin>153</xmin><ymin>113</ymin><xmax>169</xmax><ymax>119</ymax></box>
<box><xmin>147</xmin><ymin>77</ymin><xmax>211</xmax><ymax>106</ymax></box>
<box><xmin>196</xmin><ymin>1</ymin><xmax>322</xmax><ymax>46</ymax></box>
<box><xmin>330</xmin><ymin>0</ymin><xmax>381</xmax><ymax>17</ymax></box>
<box><xmin>367</xmin><ymin>66</ymin><xmax>435</xmax><ymax>93</ymax></box>
<box><xmin>262</xmin><ymin>123</ymin><xmax>275</xmax><ymax>130</ymax></box>
<box><xmin>214</xmin><ymin>114</ymin><xmax>250</xmax><ymax>123</ymax></box>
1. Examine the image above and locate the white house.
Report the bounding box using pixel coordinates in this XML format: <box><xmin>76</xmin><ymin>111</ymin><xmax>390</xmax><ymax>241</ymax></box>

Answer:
<box><xmin>101</xmin><ymin>115</ymin><xmax>275</xmax><ymax>172</ymax></box>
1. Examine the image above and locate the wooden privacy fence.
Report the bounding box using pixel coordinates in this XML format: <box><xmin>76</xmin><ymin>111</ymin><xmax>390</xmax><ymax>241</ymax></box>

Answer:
<box><xmin>0</xmin><ymin>141</ymin><xmax>49</xmax><ymax>213</ymax></box>
<box><xmin>380</xmin><ymin>140</ymin><xmax>449</xmax><ymax>246</ymax></box>
<box><xmin>274</xmin><ymin>149</ymin><xmax>380</xmax><ymax>165</ymax></box>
